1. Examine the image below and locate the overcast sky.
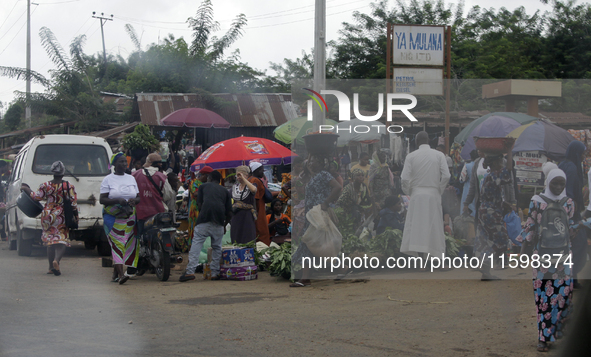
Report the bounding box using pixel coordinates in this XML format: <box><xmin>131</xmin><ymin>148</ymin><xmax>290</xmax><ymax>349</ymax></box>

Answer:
<box><xmin>0</xmin><ymin>0</ymin><xmax>586</xmax><ymax>111</ymax></box>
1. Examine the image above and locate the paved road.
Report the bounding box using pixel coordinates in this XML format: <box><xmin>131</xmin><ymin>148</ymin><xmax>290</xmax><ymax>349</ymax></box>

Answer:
<box><xmin>0</xmin><ymin>240</ymin><xmax>586</xmax><ymax>356</ymax></box>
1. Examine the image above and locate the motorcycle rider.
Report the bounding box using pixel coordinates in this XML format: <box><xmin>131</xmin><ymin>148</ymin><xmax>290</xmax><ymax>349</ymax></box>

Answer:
<box><xmin>131</xmin><ymin>153</ymin><xmax>176</xmax><ymax>276</ymax></box>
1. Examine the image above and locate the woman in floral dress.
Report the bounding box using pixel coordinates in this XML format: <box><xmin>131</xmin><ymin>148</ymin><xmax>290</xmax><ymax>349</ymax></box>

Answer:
<box><xmin>519</xmin><ymin>169</ymin><xmax>574</xmax><ymax>352</ymax></box>
<box><xmin>21</xmin><ymin>161</ymin><xmax>78</xmax><ymax>276</ymax></box>
<box><xmin>474</xmin><ymin>151</ymin><xmax>515</xmax><ymax>280</ymax></box>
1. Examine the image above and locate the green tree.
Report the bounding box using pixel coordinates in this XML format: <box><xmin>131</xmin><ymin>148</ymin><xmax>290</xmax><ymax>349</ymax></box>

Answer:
<box><xmin>0</xmin><ymin>27</ymin><xmax>115</xmax><ymax>132</ymax></box>
<box><xmin>4</xmin><ymin>102</ymin><xmax>24</xmax><ymax>131</ymax></box>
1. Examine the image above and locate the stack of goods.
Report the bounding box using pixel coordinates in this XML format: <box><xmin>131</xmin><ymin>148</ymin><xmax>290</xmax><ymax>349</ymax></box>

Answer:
<box><xmin>220</xmin><ymin>247</ymin><xmax>258</xmax><ymax>281</ymax></box>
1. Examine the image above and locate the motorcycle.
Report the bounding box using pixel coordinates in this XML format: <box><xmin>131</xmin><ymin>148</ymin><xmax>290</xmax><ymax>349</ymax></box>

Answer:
<box><xmin>136</xmin><ymin>212</ymin><xmax>182</xmax><ymax>281</ymax></box>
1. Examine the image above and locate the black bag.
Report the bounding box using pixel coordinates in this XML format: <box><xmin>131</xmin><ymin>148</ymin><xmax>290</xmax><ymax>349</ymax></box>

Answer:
<box><xmin>63</xmin><ymin>181</ymin><xmax>78</xmax><ymax>229</ymax></box>
<box><xmin>263</xmin><ymin>187</ymin><xmax>274</xmax><ymax>203</ymax></box>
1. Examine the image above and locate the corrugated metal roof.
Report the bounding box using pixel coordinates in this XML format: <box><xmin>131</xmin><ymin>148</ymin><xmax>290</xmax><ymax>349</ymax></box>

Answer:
<box><xmin>135</xmin><ymin>92</ymin><xmax>296</xmax><ymax>127</ymax></box>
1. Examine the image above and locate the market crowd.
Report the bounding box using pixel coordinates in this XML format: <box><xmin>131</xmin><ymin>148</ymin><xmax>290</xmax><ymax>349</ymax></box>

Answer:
<box><xmin>15</xmin><ymin>130</ymin><xmax>591</xmax><ymax>354</ymax></box>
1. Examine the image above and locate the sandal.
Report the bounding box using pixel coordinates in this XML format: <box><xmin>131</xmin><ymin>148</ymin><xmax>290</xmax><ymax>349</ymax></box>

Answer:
<box><xmin>52</xmin><ymin>261</ymin><xmax>61</xmax><ymax>276</ymax></box>
<box><xmin>537</xmin><ymin>342</ymin><xmax>549</xmax><ymax>352</ymax></box>
<box><xmin>289</xmin><ymin>281</ymin><xmax>311</xmax><ymax>288</ymax></box>
<box><xmin>118</xmin><ymin>275</ymin><xmax>130</xmax><ymax>285</ymax></box>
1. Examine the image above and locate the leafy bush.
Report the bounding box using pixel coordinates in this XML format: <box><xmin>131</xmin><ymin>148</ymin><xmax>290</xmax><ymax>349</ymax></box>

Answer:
<box><xmin>122</xmin><ymin>123</ymin><xmax>160</xmax><ymax>151</ymax></box>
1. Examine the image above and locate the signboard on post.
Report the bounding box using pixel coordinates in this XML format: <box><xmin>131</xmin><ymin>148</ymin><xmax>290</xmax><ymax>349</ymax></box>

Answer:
<box><xmin>392</xmin><ymin>25</ymin><xmax>445</xmax><ymax>66</ymax></box>
<box><xmin>393</xmin><ymin>68</ymin><xmax>443</xmax><ymax>95</ymax></box>
<box><xmin>514</xmin><ymin>151</ymin><xmax>547</xmax><ymax>186</ymax></box>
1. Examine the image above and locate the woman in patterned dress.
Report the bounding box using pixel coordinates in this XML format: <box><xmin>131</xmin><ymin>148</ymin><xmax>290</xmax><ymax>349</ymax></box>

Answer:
<box><xmin>100</xmin><ymin>153</ymin><xmax>140</xmax><ymax>284</ymax></box>
<box><xmin>21</xmin><ymin>161</ymin><xmax>78</xmax><ymax>276</ymax></box>
<box><xmin>473</xmin><ymin>151</ymin><xmax>515</xmax><ymax>280</ymax></box>
<box><xmin>519</xmin><ymin>169</ymin><xmax>575</xmax><ymax>352</ymax></box>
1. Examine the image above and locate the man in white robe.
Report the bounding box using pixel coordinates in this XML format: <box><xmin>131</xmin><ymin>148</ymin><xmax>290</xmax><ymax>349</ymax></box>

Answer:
<box><xmin>400</xmin><ymin>131</ymin><xmax>451</xmax><ymax>257</ymax></box>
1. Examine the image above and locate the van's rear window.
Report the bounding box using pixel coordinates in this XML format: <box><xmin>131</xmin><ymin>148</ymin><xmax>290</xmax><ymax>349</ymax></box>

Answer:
<box><xmin>33</xmin><ymin>144</ymin><xmax>110</xmax><ymax>176</ymax></box>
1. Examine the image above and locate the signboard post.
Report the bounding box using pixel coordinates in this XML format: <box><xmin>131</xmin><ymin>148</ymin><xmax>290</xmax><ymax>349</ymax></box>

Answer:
<box><xmin>393</xmin><ymin>68</ymin><xmax>443</xmax><ymax>95</ymax></box>
<box><xmin>392</xmin><ymin>25</ymin><xmax>444</xmax><ymax>66</ymax></box>
<box><xmin>386</xmin><ymin>24</ymin><xmax>451</xmax><ymax>151</ymax></box>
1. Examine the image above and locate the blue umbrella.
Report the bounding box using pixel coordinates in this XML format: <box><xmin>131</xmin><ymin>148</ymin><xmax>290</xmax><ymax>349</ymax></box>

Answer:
<box><xmin>460</xmin><ymin>116</ymin><xmax>523</xmax><ymax>160</ymax></box>
<box><xmin>455</xmin><ymin>112</ymin><xmax>538</xmax><ymax>144</ymax></box>
<box><xmin>507</xmin><ymin>120</ymin><xmax>575</xmax><ymax>161</ymax></box>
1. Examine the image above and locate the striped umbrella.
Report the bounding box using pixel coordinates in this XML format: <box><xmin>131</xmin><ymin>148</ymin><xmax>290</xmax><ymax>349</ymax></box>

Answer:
<box><xmin>507</xmin><ymin>120</ymin><xmax>575</xmax><ymax>161</ymax></box>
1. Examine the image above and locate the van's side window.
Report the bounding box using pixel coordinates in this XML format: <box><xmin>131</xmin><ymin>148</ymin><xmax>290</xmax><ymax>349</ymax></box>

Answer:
<box><xmin>10</xmin><ymin>152</ymin><xmax>24</xmax><ymax>182</ymax></box>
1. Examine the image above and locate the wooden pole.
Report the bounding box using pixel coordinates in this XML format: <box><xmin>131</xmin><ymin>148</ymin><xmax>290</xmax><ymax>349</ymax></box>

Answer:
<box><xmin>445</xmin><ymin>26</ymin><xmax>451</xmax><ymax>153</ymax></box>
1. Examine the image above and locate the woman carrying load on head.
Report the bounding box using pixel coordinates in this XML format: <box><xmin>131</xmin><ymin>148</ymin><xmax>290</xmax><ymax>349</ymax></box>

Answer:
<box><xmin>99</xmin><ymin>152</ymin><xmax>140</xmax><ymax>285</ymax></box>
<box><xmin>290</xmin><ymin>153</ymin><xmax>342</xmax><ymax>287</ymax></box>
<box><xmin>21</xmin><ymin>161</ymin><xmax>78</xmax><ymax>276</ymax></box>
<box><xmin>472</xmin><ymin>146</ymin><xmax>516</xmax><ymax>281</ymax></box>
<box><xmin>519</xmin><ymin>169</ymin><xmax>575</xmax><ymax>352</ymax></box>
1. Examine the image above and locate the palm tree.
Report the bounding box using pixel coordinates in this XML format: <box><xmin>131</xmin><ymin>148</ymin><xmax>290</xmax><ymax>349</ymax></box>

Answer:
<box><xmin>0</xmin><ymin>27</ymin><xmax>114</xmax><ymax>131</ymax></box>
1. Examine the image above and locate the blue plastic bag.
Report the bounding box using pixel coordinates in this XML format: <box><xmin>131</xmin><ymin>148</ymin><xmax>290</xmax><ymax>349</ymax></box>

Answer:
<box><xmin>504</xmin><ymin>211</ymin><xmax>522</xmax><ymax>246</ymax></box>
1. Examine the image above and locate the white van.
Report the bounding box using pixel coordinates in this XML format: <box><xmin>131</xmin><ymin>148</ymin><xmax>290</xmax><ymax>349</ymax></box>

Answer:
<box><xmin>5</xmin><ymin>135</ymin><xmax>113</xmax><ymax>256</ymax></box>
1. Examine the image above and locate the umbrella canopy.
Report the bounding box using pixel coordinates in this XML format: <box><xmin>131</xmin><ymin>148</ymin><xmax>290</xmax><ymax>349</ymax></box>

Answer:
<box><xmin>160</xmin><ymin>108</ymin><xmax>231</xmax><ymax>128</ymax></box>
<box><xmin>507</xmin><ymin>120</ymin><xmax>575</xmax><ymax>161</ymax></box>
<box><xmin>454</xmin><ymin>112</ymin><xmax>538</xmax><ymax>144</ymax></box>
<box><xmin>460</xmin><ymin>116</ymin><xmax>523</xmax><ymax>160</ymax></box>
<box><xmin>332</xmin><ymin>119</ymin><xmax>386</xmax><ymax>147</ymax></box>
<box><xmin>273</xmin><ymin>117</ymin><xmax>338</xmax><ymax>145</ymax></box>
<box><xmin>191</xmin><ymin>137</ymin><xmax>294</xmax><ymax>171</ymax></box>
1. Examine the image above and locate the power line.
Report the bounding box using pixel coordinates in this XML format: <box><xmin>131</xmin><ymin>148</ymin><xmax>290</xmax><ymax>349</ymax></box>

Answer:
<box><xmin>244</xmin><ymin>4</ymin><xmax>371</xmax><ymax>30</ymax></box>
<box><xmin>0</xmin><ymin>0</ymin><xmax>21</xmax><ymax>33</ymax></box>
<box><xmin>36</xmin><ymin>0</ymin><xmax>81</xmax><ymax>5</ymax></box>
<box><xmin>0</xmin><ymin>6</ymin><xmax>38</xmax><ymax>56</ymax></box>
<box><xmin>0</xmin><ymin>7</ymin><xmax>27</xmax><ymax>41</ymax></box>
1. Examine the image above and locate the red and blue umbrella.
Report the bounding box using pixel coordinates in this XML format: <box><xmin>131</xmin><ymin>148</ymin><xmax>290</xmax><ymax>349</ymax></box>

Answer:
<box><xmin>191</xmin><ymin>136</ymin><xmax>294</xmax><ymax>171</ymax></box>
<box><xmin>460</xmin><ymin>115</ymin><xmax>523</xmax><ymax>160</ymax></box>
<box><xmin>507</xmin><ymin>120</ymin><xmax>575</xmax><ymax>161</ymax></box>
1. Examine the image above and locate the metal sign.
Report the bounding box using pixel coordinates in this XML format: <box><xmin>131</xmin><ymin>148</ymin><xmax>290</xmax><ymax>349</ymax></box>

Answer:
<box><xmin>393</xmin><ymin>25</ymin><xmax>445</xmax><ymax>66</ymax></box>
<box><xmin>393</xmin><ymin>68</ymin><xmax>443</xmax><ymax>96</ymax></box>
<box><xmin>514</xmin><ymin>151</ymin><xmax>547</xmax><ymax>186</ymax></box>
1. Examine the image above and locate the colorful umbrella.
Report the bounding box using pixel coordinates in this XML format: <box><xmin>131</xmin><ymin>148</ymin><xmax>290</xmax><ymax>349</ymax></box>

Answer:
<box><xmin>160</xmin><ymin>108</ymin><xmax>231</xmax><ymax>128</ymax></box>
<box><xmin>460</xmin><ymin>116</ymin><xmax>523</xmax><ymax>160</ymax></box>
<box><xmin>454</xmin><ymin>112</ymin><xmax>538</xmax><ymax>145</ymax></box>
<box><xmin>273</xmin><ymin>117</ymin><xmax>338</xmax><ymax>145</ymax></box>
<box><xmin>191</xmin><ymin>137</ymin><xmax>294</xmax><ymax>171</ymax></box>
<box><xmin>507</xmin><ymin>120</ymin><xmax>575</xmax><ymax>161</ymax></box>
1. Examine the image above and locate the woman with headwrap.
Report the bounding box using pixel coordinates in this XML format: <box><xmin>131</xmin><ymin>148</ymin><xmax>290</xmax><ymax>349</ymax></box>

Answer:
<box><xmin>519</xmin><ymin>169</ymin><xmax>575</xmax><ymax>352</ymax></box>
<box><xmin>334</xmin><ymin>168</ymin><xmax>372</xmax><ymax>237</ymax></box>
<box><xmin>99</xmin><ymin>153</ymin><xmax>140</xmax><ymax>284</ymax></box>
<box><xmin>230</xmin><ymin>165</ymin><xmax>258</xmax><ymax>244</ymax></box>
<box><xmin>369</xmin><ymin>150</ymin><xmax>393</xmax><ymax>210</ymax></box>
<box><xmin>473</xmin><ymin>149</ymin><xmax>516</xmax><ymax>281</ymax></box>
<box><xmin>558</xmin><ymin>140</ymin><xmax>587</xmax><ymax>284</ymax></box>
<box><xmin>21</xmin><ymin>161</ymin><xmax>78</xmax><ymax>276</ymax></box>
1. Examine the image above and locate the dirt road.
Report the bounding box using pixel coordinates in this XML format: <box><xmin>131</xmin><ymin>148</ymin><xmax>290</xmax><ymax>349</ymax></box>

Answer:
<box><xmin>0</xmin><ymin>241</ymin><xmax>580</xmax><ymax>356</ymax></box>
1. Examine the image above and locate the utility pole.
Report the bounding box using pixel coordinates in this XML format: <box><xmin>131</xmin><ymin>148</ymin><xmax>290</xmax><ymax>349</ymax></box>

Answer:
<box><xmin>25</xmin><ymin>0</ymin><xmax>32</xmax><ymax>128</ymax></box>
<box><xmin>312</xmin><ymin>0</ymin><xmax>326</xmax><ymax>131</ymax></box>
<box><xmin>92</xmin><ymin>12</ymin><xmax>113</xmax><ymax>64</ymax></box>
